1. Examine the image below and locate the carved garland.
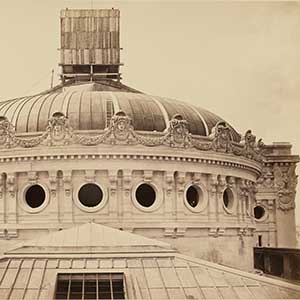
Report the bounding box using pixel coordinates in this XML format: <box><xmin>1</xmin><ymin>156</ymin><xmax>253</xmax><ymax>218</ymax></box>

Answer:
<box><xmin>0</xmin><ymin>112</ymin><xmax>265</xmax><ymax>162</ymax></box>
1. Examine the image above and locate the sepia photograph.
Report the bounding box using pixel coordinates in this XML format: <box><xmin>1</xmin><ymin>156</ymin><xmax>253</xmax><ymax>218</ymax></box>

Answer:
<box><xmin>0</xmin><ymin>0</ymin><xmax>299</xmax><ymax>299</ymax></box>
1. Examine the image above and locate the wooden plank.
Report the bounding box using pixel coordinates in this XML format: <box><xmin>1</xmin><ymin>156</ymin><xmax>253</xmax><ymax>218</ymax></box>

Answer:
<box><xmin>84</xmin><ymin>49</ymin><xmax>90</xmax><ymax>64</ymax></box>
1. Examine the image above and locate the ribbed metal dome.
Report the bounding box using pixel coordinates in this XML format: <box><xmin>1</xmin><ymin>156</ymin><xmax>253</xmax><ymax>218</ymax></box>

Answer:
<box><xmin>0</xmin><ymin>82</ymin><xmax>240</xmax><ymax>141</ymax></box>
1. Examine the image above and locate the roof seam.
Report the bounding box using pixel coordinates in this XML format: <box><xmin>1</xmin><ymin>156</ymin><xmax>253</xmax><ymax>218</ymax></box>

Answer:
<box><xmin>189</xmin><ymin>104</ymin><xmax>209</xmax><ymax>136</ymax></box>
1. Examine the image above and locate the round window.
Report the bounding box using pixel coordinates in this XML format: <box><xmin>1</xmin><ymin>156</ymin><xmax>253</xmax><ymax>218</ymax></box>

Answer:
<box><xmin>186</xmin><ymin>185</ymin><xmax>202</xmax><ymax>208</ymax></box>
<box><xmin>254</xmin><ymin>206</ymin><xmax>265</xmax><ymax>220</ymax></box>
<box><xmin>135</xmin><ymin>183</ymin><xmax>156</xmax><ymax>208</ymax></box>
<box><xmin>25</xmin><ymin>184</ymin><xmax>46</xmax><ymax>208</ymax></box>
<box><xmin>78</xmin><ymin>183</ymin><xmax>103</xmax><ymax>207</ymax></box>
<box><xmin>223</xmin><ymin>188</ymin><xmax>234</xmax><ymax>211</ymax></box>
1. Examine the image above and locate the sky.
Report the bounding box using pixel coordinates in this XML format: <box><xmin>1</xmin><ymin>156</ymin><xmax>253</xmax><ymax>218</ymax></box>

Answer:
<box><xmin>0</xmin><ymin>1</ymin><xmax>299</xmax><ymax>223</ymax></box>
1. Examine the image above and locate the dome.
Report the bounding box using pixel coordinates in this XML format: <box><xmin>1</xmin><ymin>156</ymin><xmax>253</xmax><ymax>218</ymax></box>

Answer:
<box><xmin>0</xmin><ymin>82</ymin><xmax>241</xmax><ymax>141</ymax></box>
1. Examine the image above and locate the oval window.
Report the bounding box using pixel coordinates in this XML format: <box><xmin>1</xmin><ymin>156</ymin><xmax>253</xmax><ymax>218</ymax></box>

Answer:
<box><xmin>254</xmin><ymin>206</ymin><xmax>265</xmax><ymax>220</ymax></box>
<box><xmin>25</xmin><ymin>184</ymin><xmax>46</xmax><ymax>208</ymax></box>
<box><xmin>78</xmin><ymin>183</ymin><xmax>103</xmax><ymax>207</ymax></box>
<box><xmin>135</xmin><ymin>183</ymin><xmax>156</xmax><ymax>208</ymax></box>
<box><xmin>186</xmin><ymin>185</ymin><xmax>202</xmax><ymax>208</ymax></box>
<box><xmin>223</xmin><ymin>188</ymin><xmax>234</xmax><ymax>210</ymax></box>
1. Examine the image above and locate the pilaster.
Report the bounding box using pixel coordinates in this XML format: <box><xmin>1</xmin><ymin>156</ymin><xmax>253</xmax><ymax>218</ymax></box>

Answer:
<box><xmin>108</xmin><ymin>170</ymin><xmax>118</xmax><ymax>218</ymax></box>
<box><xmin>164</xmin><ymin>171</ymin><xmax>174</xmax><ymax>219</ymax></box>
<box><xmin>123</xmin><ymin>169</ymin><xmax>132</xmax><ymax>218</ymax></box>
<box><xmin>175</xmin><ymin>172</ymin><xmax>185</xmax><ymax>219</ymax></box>
<box><xmin>6</xmin><ymin>172</ymin><xmax>17</xmax><ymax>237</ymax></box>
<box><xmin>48</xmin><ymin>170</ymin><xmax>59</xmax><ymax>222</ymax></box>
<box><xmin>62</xmin><ymin>170</ymin><xmax>73</xmax><ymax>223</ymax></box>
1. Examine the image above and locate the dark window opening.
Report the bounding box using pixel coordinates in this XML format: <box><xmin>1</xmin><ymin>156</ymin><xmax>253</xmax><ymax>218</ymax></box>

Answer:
<box><xmin>135</xmin><ymin>183</ymin><xmax>156</xmax><ymax>207</ymax></box>
<box><xmin>78</xmin><ymin>184</ymin><xmax>103</xmax><ymax>207</ymax></box>
<box><xmin>25</xmin><ymin>184</ymin><xmax>46</xmax><ymax>208</ymax></box>
<box><xmin>186</xmin><ymin>185</ymin><xmax>201</xmax><ymax>208</ymax></box>
<box><xmin>258</xmin><ymin>235</ymin><xmax>262</xmax><ymax>247</ymax></box>
<box><xmin>63</xmin><ymin>65</ymin><xmax>91</xmax><ymax>74</ymax></box>
<box><xmin>223</xmin><ymin>188</ymin><xmax>233</xmax><ymax>209</ymax></box>
<box><xmin>55</xmin><ymin>273</ymin><xmax>125</xmax><ymax>300</ymax></box>
<box><xmin>254</xmin><ymin>206</ymin><xmax>265</xmax><ymax>220</ymax></box>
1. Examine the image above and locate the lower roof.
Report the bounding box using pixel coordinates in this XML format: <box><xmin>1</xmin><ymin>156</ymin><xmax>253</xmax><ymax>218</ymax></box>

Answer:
<box><xmin>1</xmin><ymin>222</ymin><xmax>300</xmax><ymax>299</ymax></box>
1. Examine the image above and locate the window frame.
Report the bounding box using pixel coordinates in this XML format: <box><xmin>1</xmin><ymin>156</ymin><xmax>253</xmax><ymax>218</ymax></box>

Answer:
<box><xmin>54</xmin><ymin>272</ymin><xmax>125</xmax><ymax>300</ymax></box>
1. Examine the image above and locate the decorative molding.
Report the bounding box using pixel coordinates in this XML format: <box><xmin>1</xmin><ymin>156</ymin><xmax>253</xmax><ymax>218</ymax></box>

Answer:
<box><xmin>123</xmin><ymin>170</ymin><xmax>132</xmax><ymax>197</ymax></box>
<box><xmin>143</xmin><ymin>170</ymin><xmax>153</xmax><ymax>183</ymax></box>
<box><xmin>227</xmin><ymin>176</ymin><xmax>235</xmax><ymax>189</ymax></box>
<box><xmin>7</xmin><ymin>173</ymin><xmax>16</xmax><ymax>198</ymax></box>
<box><xmin>209</xmin><ymin>121</ymin><xmax>233</xmax><ymax>153</ymax></box>
<box><xmin>217</xmin><ymin>175</ymin><xmax>227</xmax><ymax>195</ymax></box>
<box><xmin>0</xmin><ymin>174</ymin><xmax>4</xmax><ymax>199</ymax></box>
<box><xmin>46</xmin><ymin>112</ymin><xmax>73</xmax><ymax>146</ymax></box>
<box><xmin>0</xmin><ymin>153</ymin><xmax>261</xmax><ymax>176</ymax></box>
<box><xmin>164</xmin><ymin>227</ymin><xmax>175</xmax><ymax>238</ymax></box>
<box><xmin>165</xmin><ymin>171</ymin><xmax>174</xmax><ymax>196</ymax></box>
<box><xmin>85</xmin><ymin>170</ymin><xmax>96</xmax><ymax>183</ymax></box>
<box><xmin>257</xmin><ymin>166</ymin><xmax>274</xmax><ymax>189</ymax></box>
<box><xmin>27</xmin><ymin>171</ymin><xmax>38</xmax><ymax>184</ymax></box>
<box><xmin>208</xmin><ymin>227</ymin><xmax>225</xmax><ymax>238</ymax></box>
<box><xmin>0</xmin><ymin>112</ymin><xmax>265</xmax><ymax>163</ymax></box>
<box><xmin>176</xmin><ymin>172</ymin><xmax>186</xmax><ymax>193</ymax></box>
<box><xmin>273</xmin><ymin>163</ymin><xmax>297</xmax><ymax>211</ymax></box>
<box><xmin>63</xmin><ymin>170</ymin><xmax>72</xmax><ymax>198</ymax></box>
<box><xmin>108</xmin><ymin>170</ymin><xmax>118</xmax><ymax>196</ymax></box>
<box><xmin>48</xmin><ymin>171</ymin><xmax>58</xmax><ymax>197</ymax></box>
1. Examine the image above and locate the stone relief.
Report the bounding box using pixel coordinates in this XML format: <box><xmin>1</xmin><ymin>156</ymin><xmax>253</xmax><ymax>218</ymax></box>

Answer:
<box><xmin>165</xmin><ymin>114</ymin><xmax>191</xmax><ymax>148</ymax></box>
<box><xmin>0</xmin><ymin>112</ymin><xmax>265</xmax><ymax>162</ymax></box>
<box><xmin>209</xmin><ymin>121</ymin><xmax>233</xmax><ymax>153</ymax></box>
<box><xmin>46</xmin><ymin>112</ymin><xmax>73</xmax><ymax>145</ymax></box>
<box><xmin>0</xmin><ymin>116</ymin><xmax>16</xmax><ymax>148</ymax></box>
<box><xmin>256</xmin><ymin>166</ymin><xmax>274</xmax><ymax>189</ymax></box>
<box><xmin>236</xmin><ymin>130</ymin><xmax>265</xmax><ymax>161</ymax></box>
<box><xmin>273</xmin><ymin>164</ymin><xmax>298</xmax><ymax>211</ymax></box>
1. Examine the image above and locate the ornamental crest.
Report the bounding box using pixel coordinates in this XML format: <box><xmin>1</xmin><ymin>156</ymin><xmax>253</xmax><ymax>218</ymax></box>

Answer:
<box><xmin>166</xmin><ymin>114</ymin><xmax>191</xmax><ymax>147</ymax></box>
<box><xmin>239</xmin><ymin>130</ymin><xmax>264</xmax><ymax>161</ymax></box>
<box><xmin>0</xmin><ymin>116</ymin><xmax>15</xmax><ymax>147</ymax></box>
<box><xmin>46</xmin><ymin>112</ymin><xmax>72</xmax><ymax>145</ymax></box>
<box><xmin>273</xmin><ymin>164</ymin><xmax>297</xmax><ymax>211</ymax></box>
<box><xmin>209</xmin><ymin>121</ymin><xmax>233</xmax><ymax>152</ymax></box>
<box><xmin>108</xmin><ymin>111</ymin><xmax>136</xmax><ymax>144</ymax></box>
<box><xmin>256</xmin><ymin>166</ymin><xmax>274</xmax><ymax>189</ymax></box>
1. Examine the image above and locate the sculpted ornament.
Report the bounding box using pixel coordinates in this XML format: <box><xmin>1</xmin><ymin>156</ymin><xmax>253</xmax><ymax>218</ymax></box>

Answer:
<box><xmin>209</xmin><ymin>121</ymin><xmax>233</xmax><ymax>153</ymax></box>
<box><xmin>256</xmin><ymin>166</ymin><xmax>274</xmax><ymax>189</ymax></box>
<box><xmin>165</xmin><ymin>114</ymin><xmax>191</xmax><ymax>148</ymax></box>
<box><xmin>273</xmin><ymin>164</ymin><xmax>297</xmax><ymax>211</ymax></box>
<box><xmin>238</xmin><ymin>129</ymin><xmax>264</xmax><ymax>161</ymax></box>
<box><xmin>107</xmin><ymin>111</ymin><xmax>137</xmax><ymax>144</ymax></box>
<box><xmin>0</xmin><ymin>111</ymin><xmax>266</xmax><ymax>164</ymax></box>
<box><xmin>46</xmin><ymin>112</ymin><xmax>73</xmax><ymax>145</ymax></box>
<box><xmin>0</xmin><ymin>116</ymin><xmax>15</xmax><ymax>148</ymax></box>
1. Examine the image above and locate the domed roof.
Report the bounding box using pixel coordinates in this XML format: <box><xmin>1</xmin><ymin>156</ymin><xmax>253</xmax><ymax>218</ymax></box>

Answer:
<box><xmin>0</xmin><ymin>81</ymin><xmax>240</xmax><ymax>141</ymax></box>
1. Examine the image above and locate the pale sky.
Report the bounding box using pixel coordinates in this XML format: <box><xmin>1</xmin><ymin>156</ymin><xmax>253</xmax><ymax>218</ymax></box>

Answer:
<box><xmin>0</xmin><ymin>1</ymin><xmax>299</xmax><ymax>223</ymax></box>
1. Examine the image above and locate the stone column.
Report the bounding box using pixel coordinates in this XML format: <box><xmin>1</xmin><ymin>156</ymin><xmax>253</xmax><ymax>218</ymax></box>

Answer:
<box><xmin>216</xmin><ymin>175</ymin><xmax>226</xmax><ymax>221</ymax></box>
<box><xmin>48</xmin><ymin>171</ymin><xmax>59</xmax><ymax>223</ymax></box>
<box><xmin>208</xmin><ymin>174</ymin><xmax>218</xmax><ymax>222</ymax></box>
<box><xmin>108</xmin><ymin>170</ymin><xmax>118</xmax><ymax>219</ymax></box>
<box><xmin>164</xmin><ymin>171</ymin><xmax>174</xmax><ymax>220</ymax></box>
<box><xmin>0</xmin><ymin>174</ymin><xmax>5</xmax><ymax>224</ymax></box>
<box><xmin>62</xmin><ymin>170</ymin><xmax>73</xmax><ymax>223</ymax></box>
<box><xmin>175</xmin><ymin>172</ymin><xmax>185</xmax><ymax>219</ymax></box>
<box><xmin>267</xmin><ymin>199</ymin><xmax>276</xmax><ymax>246</ymax></box>
<box><xmin>6</xmin><ymin>172</ymin><xmax>17</xmax><ymax>237</ymax></box>
<box><xmin>122</xmin><ymin>169</ymin><xmax>132</xmax><ymax>219</ymax></box>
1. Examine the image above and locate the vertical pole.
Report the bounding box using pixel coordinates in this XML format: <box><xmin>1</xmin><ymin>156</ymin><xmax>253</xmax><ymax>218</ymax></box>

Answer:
<box><xmin>51</xmin><ymin>69</ymin><xmax>54</xmax><ymax>88</ymax></box>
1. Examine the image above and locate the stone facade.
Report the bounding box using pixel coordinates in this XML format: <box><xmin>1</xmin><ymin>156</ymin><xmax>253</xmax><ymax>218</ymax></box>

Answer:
<box><xmin>0</xmin><ymin>106</ymin><xmax>297</xmax><ymax>272</ymax></box>
<box><xmin>0</xmin><ymin>8</ymin><xmax>298</xmax><ymax>279</ymax></box>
